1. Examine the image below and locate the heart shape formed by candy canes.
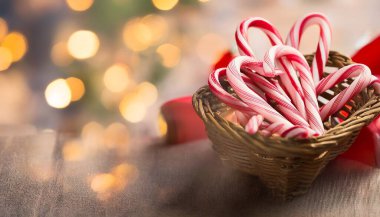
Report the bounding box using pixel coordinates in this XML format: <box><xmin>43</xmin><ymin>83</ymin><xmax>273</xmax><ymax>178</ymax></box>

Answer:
<box><xmin>209</xmin><ymin>13</ymin><xmax>380</xmax><ymax>138</ymax></box>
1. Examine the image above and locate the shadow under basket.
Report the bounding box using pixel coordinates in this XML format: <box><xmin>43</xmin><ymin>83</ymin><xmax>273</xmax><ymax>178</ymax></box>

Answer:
<box><xmin>192</xmin><ymin>51</ymin><xmax>380</xmax><ymax>199</ymax></box>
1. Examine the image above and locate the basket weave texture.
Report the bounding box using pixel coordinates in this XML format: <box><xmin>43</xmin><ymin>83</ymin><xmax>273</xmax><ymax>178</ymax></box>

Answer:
<box><xmin>192</xmin><ymin>51</ymin><xmax>380</xmax><ymax>199</ymax></box>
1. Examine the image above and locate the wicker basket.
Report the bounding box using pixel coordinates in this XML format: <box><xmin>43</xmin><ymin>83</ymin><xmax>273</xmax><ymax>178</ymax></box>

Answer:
<box><xmin>192</xmin><ymin>51</ymin><xmax>380</xmax><ymax>199</ymax></box>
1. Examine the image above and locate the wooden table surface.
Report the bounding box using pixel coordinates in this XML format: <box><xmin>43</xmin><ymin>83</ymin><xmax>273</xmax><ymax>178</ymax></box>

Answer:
<box><xmin>0</xmin><ymin>130</ymin><xmax>379</xmax><ymax>217</ymax></box>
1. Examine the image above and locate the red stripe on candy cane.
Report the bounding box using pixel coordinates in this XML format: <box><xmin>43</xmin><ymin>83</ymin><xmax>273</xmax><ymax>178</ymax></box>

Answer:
<box><xmin>286</xmin><ymin>13</ymin><xmax>332</xmax><ymax>84</ymax></box>
<box><xmin>235</xmin><ymin>17</ymin><xmax>283</xmax><ymax>58</ymax></box>
<box><xmin>242</xmin><ymin>69</ymin><xmax>310</xmax><ymax>127</ymax></box>
<box><xmin>319</xmin><ymin>64</ymin><xmax>372</xmax><ymax>120</ymax></box>
<box><xmin>265</xmin><ymin>45</ymin><xmax>324</xmax><ymax>135</ymax></box>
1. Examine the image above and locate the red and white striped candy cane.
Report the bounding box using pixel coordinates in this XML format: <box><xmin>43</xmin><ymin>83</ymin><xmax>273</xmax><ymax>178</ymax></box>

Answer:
<box><xmin>245</xmin><ymin>115</ymin><xmax>264</xmax><ymax>134</ymax></box>
<box><xmin>259</xmin><ymin>122</ymin><xmax>315</xmax><ymax>138</ymax></box>
<box><xmin>242</xmin><ymin>69</ymin><xmax>310</xmax><ymax>127</ymax></box>
<box><xmin>281</xmin><ymin>125</ymin><xmax>316</xmax><ymax>138</ymax></box>
<box><xmin>209</xmin><ymin>68</ymin><xmax>269</xmax><ymax>113</ymax></box>
<box><xmin>209</xmin><ymin>66</ymin><xmax>282</xmax><ymax>134</ymax></box>
<box><xmin>226</xmin><ymin>55</ymin><xmax>312</xmax><ymax>138</ymax></box>
<box><xmin>264</xmin><ymin>45</ymin><xmax>324</xmax><ymax>135</ymax></box>
<box><xmin>317</xmin><ymin>64</ymin><xmax>372</xmax><ymax>120</ymax></box>
<box><xmin>235</xmin><ymin>17</ymin><xmax>283</xmax><ymax>57</ymax></box>
<box><xmin>286</xmin><ymin>13</ymin><xmax>332</xmax><ymax>84</ymax></box>
<box><xmin>236</xmin><ymin>17</ymin><xmax>307</xmax><ymax>119</ymax></box>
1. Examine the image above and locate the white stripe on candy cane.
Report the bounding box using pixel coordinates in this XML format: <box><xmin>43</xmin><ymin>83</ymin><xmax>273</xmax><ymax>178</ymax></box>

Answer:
<box><xmin>235</xmin><ymin>17</ymin><xmax>283</xmax><ymax>58</ymax></box>
<box><xmin>318</xmin><ymin>64</ymin><xmax>372</xmax><ymax>120</ymax></box>
<box><xmin>286</xmin><ymin>13</ymin><xmax>332</xmax><ymax>85</ymax></box>
<box><xmin>264</xmin><ymin>45</ymin><xmax>324</xmax><ymax>135</ymax></box>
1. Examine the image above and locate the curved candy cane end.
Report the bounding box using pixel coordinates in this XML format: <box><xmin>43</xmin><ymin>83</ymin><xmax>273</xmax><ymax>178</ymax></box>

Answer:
<box><xmin>245</xmin><ymin>115</ymin><xmax>263</xmax><ymax>135</ymax></box>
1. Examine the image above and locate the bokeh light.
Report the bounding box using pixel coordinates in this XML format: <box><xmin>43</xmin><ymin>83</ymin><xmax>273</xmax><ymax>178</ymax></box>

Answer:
<box><xmin>111</xmin><ymin>163</ymin><xmax>138</xmax><ymax>191</ymax></box>
<box><xmin>63</xmin><ymin>139</ymin><xmax>84</xmax><ymax>161</ymax></box>
<box><xmin>123</xmin><ymin>18</ymin><xmax>152</xmax><ymax>52</ymax></box>
<box><xmin>141</xmin><ymin>14</ymin><xmax>168</xmax><ymax>45</ymax></box>
<box><xmin>45</xmin><ymin>78</ymin><xmax>72</xmax><ymax>109</ymax></box>
<box><xmin>158</xmin><ymin>113</ymin><xmax>167</xmax><ymax>136</ymax></box>
<box><xmin>136</xmin><ymin>82</ymin><xmax>158</xmax><ymax>106</ymax></box>
<box><xmin>0</xmin><ymin>18</ymin><xmax>8</xmax><ymax>40</ymax></box>
<box><xmin>67</xmin><ymin>30</ymin><xmax>99</xmax><ymax>59</ymax></box>
<box><xmin>51</xmin><ymin>41</ymin><xmax>72</xmax><ymax>66</ymax></box>
<box><xmin>196</xmin><ymin>33</ymin><xmax>228</xmax><ymax>64</ymax></box>
<box><xmin>152</xmin><ymin>0</ymin><xmax>179</xmax><ymax>11</ymax></box>
<box><xmin>119</xmin><ymin>98</ymin><xmax>146</xmax><ymax>123</ymax></box>
<box><xmin>66</xmin><ymin>77</ymin><xmax>85</xmax><ymax>101</ymax></box>
<box><xmin>103</xmin><ymin>64</ymin><xmax>130</xmax><ymax>93</ymax></box>
<box><xmin>0</xmin><ymin>47</ymin><xmax>12</xmax><ymax>71</ymax></box>
<box><xmin>2</xmin><ymin>32</ymin><xmax>28</xmax><ymax>62</ymax></box>
<box><xmin>122</xmin><ymin>15</ymin><xmax>169</xmax><ymax>52</ymax></box>
<box><xmin>118</xmin><ymin>81</ymin><xmax>158</xmax><ymax>123</ymax></box>
<box><xmin>199</xmin><ymin>0</ymin><xmax>210</xmax><ymax>2</ymax></box>
<box><xmin>91</xmin><ymin>173</ymin><xmax>116</xmax><ymax>193</ymax></box>
<box><xmin>66</xmin><ymin>0</ymin><xmax>94</xmax><ymax>12</ymax></box>
<box><xmin>156</xmin><ymin>43</ymin><xmax>181</xmax><ymax>68</ymax></box>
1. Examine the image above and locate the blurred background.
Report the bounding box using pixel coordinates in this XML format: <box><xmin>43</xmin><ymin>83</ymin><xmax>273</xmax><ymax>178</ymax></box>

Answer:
<box><xmin>0</xmin><ymin>0</ymin><xmax>380</xmax><ymax>210</ymax></box>
<box><xmin>0</xmin><ymin>0</ymin><xmax>379</xmax><ymax>141</ymax></box>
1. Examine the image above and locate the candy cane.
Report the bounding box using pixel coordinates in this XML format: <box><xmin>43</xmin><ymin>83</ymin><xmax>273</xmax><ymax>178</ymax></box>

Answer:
<box><xmin>236</xmin><ymin>17</ymin><xmax>307</xmax><ymax>119</ymax></box>
<box><xmin>245</xmin><ymin>115</ymin><xmax>263</xmax><ymax>134</ymax></box>
<box><xmin>264</xmin><ymin>45</ymin><xmax>324</xmax><ymax>135</ymax></box>
<box><xmin>209</xmin><ymin>67</ymin><xmax>283</xmax><ymax>134</ymax></box>
<box><xmin>226</xmin><ymin>55</ymin><xmax>312</xmax><ymax>138</ymax></box>
<box><xmin>286</xmin><ymin>13</ymin><xmax>332</xmax><ymax>84</ymax></box>
<box><xmin>242</xmin><ymin>68</ymin><xmax>310</xmax><ymax>127</ymax></box>
<box><xmin>318</xmin><ymin>64</ymin><xmax>372</xmax><ymax>120</ymax></box>
<box><xmin>209</xmin><ymin>68</ymin><xmax>270</xmax><ymax>113</ymax></box>
<box><xmin>235</xmin><ymin>17</ymin><xmax>283</xmax><ymax>57</ymax></box>
<box><xmin>209</xmin><ymin>68</ymin><xmax>253</xmax><ymax>113</ymax></box>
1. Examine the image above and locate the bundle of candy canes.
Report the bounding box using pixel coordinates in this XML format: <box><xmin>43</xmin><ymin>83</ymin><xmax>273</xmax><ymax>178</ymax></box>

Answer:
<box><xmin>209</xmin><ymin>13</ymin><xmax>380</xmax><ymax>139</ymax></box>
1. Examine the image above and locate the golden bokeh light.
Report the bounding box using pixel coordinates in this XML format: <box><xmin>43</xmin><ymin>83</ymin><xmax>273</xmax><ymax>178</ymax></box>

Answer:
<box><xmin>119</xmin><ymin>98</ymin><xmax>147</xmax><ymax>123</ymax></box>
<box><xmin>63</xmin><ymin>140</ymin><xmax>84</xmax><ymax>161</ymax></box>
<box><xmin>111</xmin><ymin>163</ymin><xmax>138</xmax><ymax>191</ymax></box>
<box><xmin>199</xmin><ymin>0</ymin><xmax>210</xmax><ymax>2</ymax></box>
<box><xmin>67</xmin><ymin>30</ymin><xmax>99</xmax><ymax>59</ymax></box>
<box><xmin>51</xmin><ymin>41</ymin><xmax>72</xmax><ymax>66</ymax></box>
<box><xmin>141</xmin><ymin>14</ymin><xmax>168</xmax><ymax>45</ymax></box>
<box><xmin>152</xmin><ymin>0</ymin><xmax>178</xmax><ymax>11</ymax></box>
<box><xmin>196</xmin><ymin>33</ymin><xmax>228</xmax><ymax>64</ymax></box>
<box><xmin>103</xmin><ymin>64</ymin><xmax>130</xmax><ymax>93</ymax></box>
<box><xmin>136</xmin><ymin>82</ymin><xmax>158</xmax><ymax>106</ymax></box>
<box><xmin>90</xmin><ymin>164</ymin><xmax>138</xmax><ymax>199</ymax></box>
<box><xmin>123</xmin><ymin>18</ymin><xmax>153</xmax><ymax>52</ymax></box>
<box><xmin>66</xmin><ymin>0</ymin><xmax>94</xmax><ymax>12</ymax></box>
<box><xmin>158</xmin><ymin>113</ymin><xmax>168</xmax><ymax>136</ymax></box>
<box><xmin>0</xmin><ymin>18</ymin><xmax>8</xmax><ymax>40</ymax></box>
<box><xmin>91</xmin><ymin>173</ymin><xmax>116</xmax><ymax>193</ymax></box>
<box><xmin>45</xmin><ymin>78</ymin><xmax>72</xmax><ymax>109</ymax></box>
<box><xmin>118</xmin><ymin>81</ymin><xmax>158</xmax><ymax>123</ymax></box>
<box><xmin>0</xmin><ymin>47</ymin><xmax>12</xmax><ymax>71</ymax></box>
<box><xmin>156</xmin><ymin>43</ymin><xmax>181</xmax><ymax>68</ymax></box>
<box><xmin>66</xmin><ymin>77</ymin><xmax>85</xmax><ymax>101</ymax></box>
<box><xmin>2</xmin><ymin>32</ymin><xmax>28</xmax><ymax>62</ymax></box>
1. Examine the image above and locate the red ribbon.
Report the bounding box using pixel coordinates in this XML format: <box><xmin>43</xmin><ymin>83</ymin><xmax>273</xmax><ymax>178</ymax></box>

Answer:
<box><xmin>161</xmin><ymin>38</ymin><xmax>380</xmax><ymax>167</ymax></box>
